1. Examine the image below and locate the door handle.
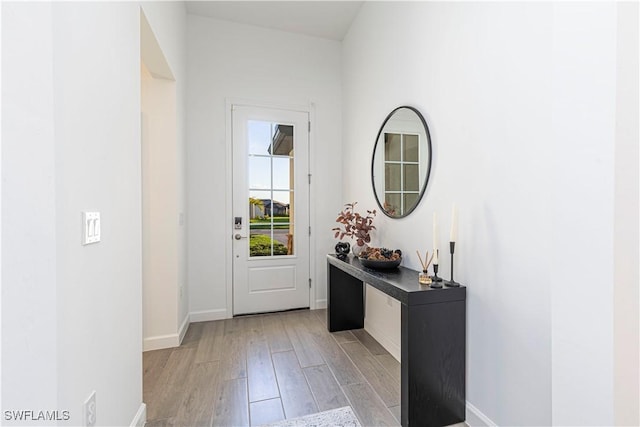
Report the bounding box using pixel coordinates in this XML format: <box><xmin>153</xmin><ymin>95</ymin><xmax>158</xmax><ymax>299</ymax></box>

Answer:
<box><xmin>234</xmin><ymin>234</ymin><xmax>247</xmax><ymax>240</ymax></box>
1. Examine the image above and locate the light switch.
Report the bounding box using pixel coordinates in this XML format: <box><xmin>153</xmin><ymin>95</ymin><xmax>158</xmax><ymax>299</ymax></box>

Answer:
<box><xmin>82</xmin><ymin>212</ymin><xmax>101</xmax><ymax>245</ymax></box>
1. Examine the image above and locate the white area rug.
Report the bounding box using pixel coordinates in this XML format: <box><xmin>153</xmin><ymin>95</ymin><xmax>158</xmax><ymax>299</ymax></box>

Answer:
<box><xmin>261</xmin><ymin>406</ymin><xmax>361</xmax><ymax>427</ymax></box>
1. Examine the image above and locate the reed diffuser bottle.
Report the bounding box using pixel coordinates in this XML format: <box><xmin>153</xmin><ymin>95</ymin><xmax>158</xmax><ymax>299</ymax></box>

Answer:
<box><xmin>416</xmin><ymin>250</ymin><xmax>434</xmax><ymax>286</ymax></box>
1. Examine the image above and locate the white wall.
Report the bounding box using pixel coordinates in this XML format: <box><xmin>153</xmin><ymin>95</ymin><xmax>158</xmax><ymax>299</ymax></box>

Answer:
<box><xmin>2</xmin><ymin>2</ymin><xmax>186</xmax><ymax>425</ymax></box>
<box><xmin>140</xmin><ymin>1</ymin><xmax>189</xmax><ymax>351</ymax></box>
<box><xmin>186</xmin><ymin>15</ymin><xmax>342</xmax><ymax>318</ymax></box>
<box><xmin>2</xmin><ymin>2</ymin><xmax>58</xmax><ymax>418</ymax></box>
<box><xmin>343</xmin><ymin>2</ymin><xmax>632</xmax><ymax>425</ymax></box>
<box><xmin>364</xmin><ymin>286</ymin><xmax>401</xmax><ymax>361</ymax></box>
<box><xmin>51</xmin><ymin>3</ymin><xmax>143</xmax><ymax>425</ymax></box>
<box><xmin>613</xmin><ymin>2</ymin><xmax>639</xmax><ymax>425</ymax></box>
<box><xmin>343</xmin><ymin>3</ymin><xmax>553</xmax><ymax>424</ymax></box>
<box><xmin>141</xmin><ymin>63</ymin><xmax>180</xmax><ymax>350</ymax></box>
<box><xmin>141</xmin><ymin>1</ymin><xmax>189</xmax><ymax>341</ymax></box>
<box><xmin>550</xmin><ymin>3</ymin><xmax>618</xmax><ymax>425</ymax></box>
<box><xmin>0</xmin><ymin>2</ymin><xmax>3</xmax><ymax>411</ymax></box>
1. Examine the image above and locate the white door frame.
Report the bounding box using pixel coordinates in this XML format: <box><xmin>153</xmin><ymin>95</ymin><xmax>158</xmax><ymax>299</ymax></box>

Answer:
<box><xmin>224</xmin><ymin>98</ymin><xmax>317</xmax><ymax>317</ymax></box>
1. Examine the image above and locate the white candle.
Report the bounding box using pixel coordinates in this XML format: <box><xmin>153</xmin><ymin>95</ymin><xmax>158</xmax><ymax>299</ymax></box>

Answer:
<box><xmin>450</xmin><ymin>204</ymin><xmax>458</xmax><ymax>242</ymax></box>
<box><xmin>433</xmin><ymin>212</ymin><xmax>438</xmax><ymax>250</ymax></box>
<box><xmin>433</xmin><ymin>248</ymin><xmax>439</xmax><ymax>265</ymax></box>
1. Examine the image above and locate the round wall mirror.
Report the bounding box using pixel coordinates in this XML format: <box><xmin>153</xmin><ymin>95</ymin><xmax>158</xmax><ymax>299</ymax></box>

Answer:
<box><xmin>371</xmin><ymin>106</ymin><xmax>432</xmax><ymax>218</ymax></box>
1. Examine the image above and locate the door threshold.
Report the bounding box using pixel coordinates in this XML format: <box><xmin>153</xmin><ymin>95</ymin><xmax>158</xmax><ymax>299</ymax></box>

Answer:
<box><xmin>233</xmin><ymin>307</ymin><xmax>310</xmax><ymax>317</ymax></box>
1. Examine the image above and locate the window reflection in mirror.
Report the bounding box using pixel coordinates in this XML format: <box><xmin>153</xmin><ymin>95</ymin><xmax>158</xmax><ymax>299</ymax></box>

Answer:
<box><xmin>372</xmin><ymin>107</ymin><xmax>432</xmax><ymax>218</ymax></box>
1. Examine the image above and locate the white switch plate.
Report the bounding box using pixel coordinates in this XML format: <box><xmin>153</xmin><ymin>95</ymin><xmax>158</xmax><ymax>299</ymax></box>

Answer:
<box><xmin>82</xmin><ymin>212</ymin><xmax>101</xmax><ymax>245</ymax></box>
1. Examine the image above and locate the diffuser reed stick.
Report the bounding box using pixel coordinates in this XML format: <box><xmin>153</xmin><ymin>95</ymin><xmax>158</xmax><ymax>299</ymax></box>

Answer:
<box><xmin>416</xmin><ymin>250</ymin><xmax>426</xmax><ymax>270</ymax></box>
<box><xmin>417</xmin><ymin>250</ymin><xmax>435</xmax><ymax>285</ymax></box>
<box><xmin>425</xmin><ymin>251</ymin><xmax>434</xmax><ymax>269</ymax></box>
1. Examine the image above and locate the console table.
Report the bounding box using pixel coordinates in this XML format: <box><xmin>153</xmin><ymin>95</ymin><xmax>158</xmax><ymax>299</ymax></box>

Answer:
<box><xmin>327</xmin><ymin>254</ymin><xmax>466</xmax><ymax>427</ymax></box>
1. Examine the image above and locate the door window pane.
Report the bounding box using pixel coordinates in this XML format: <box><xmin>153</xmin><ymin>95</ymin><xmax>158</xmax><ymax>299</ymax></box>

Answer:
<box><xmin>272</xmin><ymin>157</ymin><xmax>292</xmax><ymax>190</ymax></box>
<box><xmin>249</xmin><ymin>191</ymin><xmax>272</xmax><ymax>257</ymax></box>
<box><xmin>272</xmin><ymin>190</ymin><xmax>292</xmax><ymax>255</ymax></box>
<box><xmin>249</xmin><ymin>156</ymin><xmax>271</xmax><ymax>189</ymax></box>
<box><xmin>249</xmin><ymin>192</ymin><xmax>267</xmax><ymax>220</ymax></box>
<box><xmin>248</xmin><ymin>120</ymin><xmax>273</xmax><ymax>155</ymax></box>
<box><xmin>248</xmin><ymin>122</ymin><xmax>295</xmax><ymax>257</ymax></box>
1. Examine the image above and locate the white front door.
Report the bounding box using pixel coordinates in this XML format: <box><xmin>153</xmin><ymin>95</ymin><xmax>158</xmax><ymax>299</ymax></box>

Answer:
<box><xmin>232</xmin><ymin>105</ymin><xmax>310</xmax><ymax>315</ymax></box>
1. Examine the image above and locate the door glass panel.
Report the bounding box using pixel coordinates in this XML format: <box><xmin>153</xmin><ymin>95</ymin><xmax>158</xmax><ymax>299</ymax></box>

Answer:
<box><xmin>248</xmin><ymin>120</ymin><xmax>273</xmax><ymax>155</ymax></box>
<box><xmin>248</xmin><ymin>121</ymin><xmax>295</xmax><ymax>257</ymax></box>
<box><xmin>249</xmin><ymin>191</ymin><xmax>272</xmax><ymax>257</ymax></box>
<box><xmin>272</xmin><ymin>190</ymin><xmax>293</xmax><ymax>255</ymax></box>
<box><xmin>272</xmin><ymin>157</ymin><xmax>292</xmax><ymax>190</ymax></box>
<box><xmin>249</xmin><ymin>191</ymin><xmax>267</xmax><ymax>220</ymax></box>
<box><xmin>249</xmin><ymin>156</ymin><xmax>271</xmax><ymax>189</ymax></box>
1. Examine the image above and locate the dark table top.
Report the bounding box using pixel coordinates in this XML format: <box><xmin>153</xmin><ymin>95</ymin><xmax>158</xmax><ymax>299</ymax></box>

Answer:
<box><xmin>327</xmin><ymin>254</ymin><xmax>466</xmax><ymax>306</ymax></box>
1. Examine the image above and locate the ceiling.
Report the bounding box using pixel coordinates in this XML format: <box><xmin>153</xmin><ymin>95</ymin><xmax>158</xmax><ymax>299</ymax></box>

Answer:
<box><xmin>185</xmin><ymin>1</ymin><xmax>364</xmax><ymax>41</ymax></box>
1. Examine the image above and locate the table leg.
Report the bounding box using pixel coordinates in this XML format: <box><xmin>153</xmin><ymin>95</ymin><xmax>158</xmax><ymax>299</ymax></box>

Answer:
<box><xmin>327</xmin><ymin>264</ymin><xmax>365</xmax><ymax>332</ymax></box>
<box><xmin>401</xmin><ymin>301</ymin><xmax>466</xmax><ymax>426</ymax></box>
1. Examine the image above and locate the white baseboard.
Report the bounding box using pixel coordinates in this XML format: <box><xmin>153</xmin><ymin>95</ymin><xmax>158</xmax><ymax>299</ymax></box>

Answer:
<box><xmin>178</xmin><ymin>313</ymin><xmax>190</xmax><ymax>344</ymax></box>
<box><xmin>143</xmin><ymin>333</ymin><xmax>180</xmax><ymax>351</ymax></box>
<box><xmin>364</xmin><ymin>318</ymin><xmax>401</xmax><ymax>362</ymax></box>
<box><xmin>130</xmin><ymin>403</ymin><xmax>146</xmax><ymax>427</ymax></box>
<box><xmin>190</xmin><ymin>308</ymin><xmax>228</xmax><ymax>323</ymax></box>
<box><xmin>466</xmin><ymin>401</ymin><xmax>496</xmax><ymax>427</ymax></box>
<box><xmin>143</xmin><ymin>310</ymin><xmax>226</xmax><ymax>351</ymax></box>
<box><xmin>315</xmin><ymin>299</ymin><xmax>327</xmax><ymax>309</ymax></box>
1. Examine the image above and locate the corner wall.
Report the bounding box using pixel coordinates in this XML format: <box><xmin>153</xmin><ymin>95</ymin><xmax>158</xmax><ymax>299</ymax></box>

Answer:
<box><xmin>140</xmin><ymin>0</ymin><xmax>189</xmax><ymax>346</ymax></box>
<box><xmin>342</xmin><ymin>2</ymin><xmax>628</xmax><ymax>425</ymax></box>
<box><xmin>2</xmin><ymin>2</ymin><xmax>187</xmax><ymax>425</ymax></box>
<box><xmin>550</xmin><ymin>3</ymin><xmax>617</xmax><ymax>424</ymax></box>
<box><xmin>141</xmin><ymin>62</ymin><xmax>180</xmax><ymax>350</ymax></box>
<box><xmin>343</xmin><ymin>3</ymin><xmax>553</xmax><ymax>424</ymax></box>
<box><xmin>613</xmin><ymin>2</ymin><xmax>639</xmax><ymax>425</ymax></box>
<box><xmin>50</xmin><ymin>3</ymin><xmax>143</xmax><ymax>425</ymax></box>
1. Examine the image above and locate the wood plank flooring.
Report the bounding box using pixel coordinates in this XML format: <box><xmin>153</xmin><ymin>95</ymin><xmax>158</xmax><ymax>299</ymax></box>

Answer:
<box><xmin>143</xmin><ymin>309</ymin><xmax>402</xmax><ymax>427</ymax></box>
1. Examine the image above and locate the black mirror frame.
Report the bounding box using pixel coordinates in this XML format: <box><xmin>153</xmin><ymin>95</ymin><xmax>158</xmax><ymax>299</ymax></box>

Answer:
<box><xmin>371</xmin><ymin>106</ymin><xmax>433</xmax><ymax>219</ymax></box>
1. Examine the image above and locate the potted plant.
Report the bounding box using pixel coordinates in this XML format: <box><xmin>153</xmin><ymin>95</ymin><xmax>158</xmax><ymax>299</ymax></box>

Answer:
<box><xmin>332</xmin><ymin>202</ymin><xmax>376</xmax><ymax>256</ymax></box>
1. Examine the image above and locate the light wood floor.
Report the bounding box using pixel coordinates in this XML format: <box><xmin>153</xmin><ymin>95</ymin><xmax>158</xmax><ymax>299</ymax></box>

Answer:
<box><xmin>143</xmin><ymin>308</ymin><xmax>402</xmax><ymax>427</ymax></box>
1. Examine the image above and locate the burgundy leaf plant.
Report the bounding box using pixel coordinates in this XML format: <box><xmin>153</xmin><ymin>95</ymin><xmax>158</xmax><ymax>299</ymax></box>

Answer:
<box><xmin>332</xmin><ymin>202</ymin><xmax>376</xmax><ymax>247</ymax></box>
